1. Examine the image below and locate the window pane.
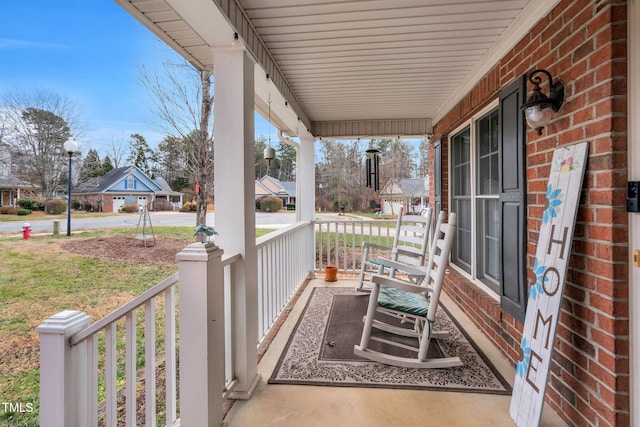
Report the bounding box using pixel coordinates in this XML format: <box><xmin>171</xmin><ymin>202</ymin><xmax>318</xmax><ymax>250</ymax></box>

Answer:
<box><xmin>452</xmin><ymin>127</ymin><xmax>471</xmax><ymax>196</ymax></box>
<box><xmin>479</xmin><ymin>118</ymin><xmax>490</xmax><ymax>156</ymax></box>
<box><xmin>477</xmin><ymin>198</ymin><xmax>500</xmax><ymax>287</ymax></box>
<box><xmin>477</xmin><ymin>110</ymin><xmax>499</xmax><ymax>196</ymax></box>
<box><xmin>453</xmin><ymin>198</ymin><xmax>472</xmax><ymax>272</ymax></box>
<box><xmin>451</xmin><ymin>126</ymin><xmax>472</xmax><ymax>273</ymax></box>
<box><xmin>490</xmin><ymin>112</ymin><xmax>499</xmax><ymax>152</ymax></box>
<box><xmin>490</xmin><ymin>152</ymin><xmax>499</xmax><ymax>194</ymax></box>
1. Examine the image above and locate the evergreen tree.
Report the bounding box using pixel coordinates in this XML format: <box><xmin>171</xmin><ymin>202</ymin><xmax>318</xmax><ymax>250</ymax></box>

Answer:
<box><xmin>127</xmin><ymin>133</ymin><xmax>154</xmax><ymax>176</ymax></box>
<box><xmin>102</xmin><ymin>155</ymin><xmax>114</xmax><ymax>174</ymax></box>
<box><xmin>78</xmin><ymin>148</ymin><xmax>103</xmax><ymax>182</ymax></box>
<box><xmin>277</xmin><ymin>141</ymin><xmax>297</xmax><ymax>182</ymax></box>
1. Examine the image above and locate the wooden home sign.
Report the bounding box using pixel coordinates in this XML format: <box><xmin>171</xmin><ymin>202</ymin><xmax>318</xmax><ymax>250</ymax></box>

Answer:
<box><xmin>510</xmin><ymin>141</ymin><xmax>589</xmax><ymax>426</ymax></box>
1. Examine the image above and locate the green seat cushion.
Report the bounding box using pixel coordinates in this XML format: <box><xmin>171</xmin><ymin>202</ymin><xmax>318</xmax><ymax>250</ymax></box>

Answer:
<box><xmin>377</xmin><ymin>285</ymin><xmax>429</xmax><ymax>317</ymax></box>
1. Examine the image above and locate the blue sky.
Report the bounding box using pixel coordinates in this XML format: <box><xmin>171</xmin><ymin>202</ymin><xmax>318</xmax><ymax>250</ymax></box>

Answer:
<box><xmin>0</xmin><ymin>1</ymin><xmax>273</xmax><ymax>156</ymax></box>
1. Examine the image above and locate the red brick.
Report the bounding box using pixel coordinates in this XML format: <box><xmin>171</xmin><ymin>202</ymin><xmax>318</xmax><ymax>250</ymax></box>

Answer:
<box><xmin>590</xmin><ymin>292</ymin><xmax>614</xmax><ymax>313</ymax></box>
<box><xmin>572</xmin><ymin>107</ymin><xmax>594</xmax><ymax>125</ymax></box>
<box><xmin>587</xmin><ymin>5</ymin><xmax>613</xmax><ymax>36</ymax></box>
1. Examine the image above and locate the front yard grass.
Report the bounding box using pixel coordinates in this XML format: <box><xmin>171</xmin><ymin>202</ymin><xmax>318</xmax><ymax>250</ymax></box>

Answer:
<box><xmin>0</xmin><ymin>226</ymin><xmax>274</xmax><ymax>427</ymax></box>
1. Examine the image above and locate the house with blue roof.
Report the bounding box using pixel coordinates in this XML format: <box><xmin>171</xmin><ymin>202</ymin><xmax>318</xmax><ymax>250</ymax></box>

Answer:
<box><xmin>72</xmin><ymin>165</ymin><xmax>182</xmax><ymax>212</ymax></box>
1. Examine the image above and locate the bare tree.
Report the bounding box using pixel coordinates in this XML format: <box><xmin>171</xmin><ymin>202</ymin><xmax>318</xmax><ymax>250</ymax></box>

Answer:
<box><xmin>102</xmin><ymin>134</ymin><xmax>129</xmax><ymax>168</ymax></box>
<box><xmin>2</xmin><ymin>89</ymin><xmax>84</xmax><ymax>198</ymax></box>
<box><xmin>418</xmin><ymin>137</ymin><xmax>430</xmax><ymax>178</ymax></box>
<box><xmin>140</xmin><ymin>62</ymin><xmax>214</xmax><ymax>226</ymax></box>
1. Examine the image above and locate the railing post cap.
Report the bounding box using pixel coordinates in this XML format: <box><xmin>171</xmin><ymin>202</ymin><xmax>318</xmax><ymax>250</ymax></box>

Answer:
<box><xmin>36</xmin><ymin>310</ymin><xmax>91</xmax><ymax>335</ymax></box>
<box><xmin>176</xmin><ymin>242</ymin><xmax>223</xmax><ymax>261</ymax></box>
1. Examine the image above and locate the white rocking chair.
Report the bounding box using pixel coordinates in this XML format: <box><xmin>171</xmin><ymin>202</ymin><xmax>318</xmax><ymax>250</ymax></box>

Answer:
<box><xmin>353</xmin><ymin>211</ymin><xmax>461</xmax><ymax>369</ymax></box>
<box><xmin>357</xmin><ymin>207</ymin><xmax>432</xmax><ymax>291</ymax></box>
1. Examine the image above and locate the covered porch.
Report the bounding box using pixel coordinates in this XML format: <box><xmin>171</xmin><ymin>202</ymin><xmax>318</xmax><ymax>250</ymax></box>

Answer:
<box><xmin>36</xmin><ymin>0</ymin><xmax>636</xmax><ymax>426</ymax></box>
<box><xmin>226</xmin><ymin>277</ymin><xmax>567</xmax><ymax>427</ymax></box>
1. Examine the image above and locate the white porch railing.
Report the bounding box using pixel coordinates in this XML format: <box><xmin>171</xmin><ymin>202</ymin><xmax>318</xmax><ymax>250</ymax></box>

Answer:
<box><xmin>37</xmin><ymin>273</ymin><xmax>180</xmax><ymax>427</ymax></box>
<box><xmin>38</xmin><ymin>222</ymin><xmax>314</xmax><ymax>427</ymax></box>
<box><xmin>256</xmin><ymin>220</ymin><xmax>314</xmax><ymax>342</ymax></box>
<box><xmin>315</xmin><ymin>218</ymin><xmax>396</xmax><ymax>272</ymax></box>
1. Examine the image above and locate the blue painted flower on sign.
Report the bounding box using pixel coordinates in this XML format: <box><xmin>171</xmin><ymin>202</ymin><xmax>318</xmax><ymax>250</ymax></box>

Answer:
<box><xmin>542</xmin><ymin>184</ymin><xmax>562</xmax><ymax>224</ymax></box>
<box><xmin>529</xmin><ymin>258</ymin><xmax>548</xmax><ymax>300</ymax></box>
<box><xmin>516</xmin><ymin>336</ymin><xmax>532</xmax><ymax>379</ymax></box>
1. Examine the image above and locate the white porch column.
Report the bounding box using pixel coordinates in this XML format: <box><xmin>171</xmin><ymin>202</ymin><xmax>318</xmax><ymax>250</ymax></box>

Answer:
<box><xmin>177</xmin><ymin>243</ymin><xmax>225</xmax><ymax>427</ymax></box>
<box><xmin>37</xmin><ymin>310</ymin><xmax>92</xmax><ymax>427</ymax></box>
<box><xmin>213</xmin><ymin>46</ymin><xmax>260</xmax><ymax>399</ymax></box>
<box><xmin>296</xmin><ymin>128</ymin><xmax>316</xmax><ymax>222</ymax></box>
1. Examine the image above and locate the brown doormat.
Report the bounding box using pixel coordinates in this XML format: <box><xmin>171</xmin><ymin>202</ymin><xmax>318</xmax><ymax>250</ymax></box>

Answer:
<box><xmin>269</xmin><ymin>287</ymin><xmax>512</xmax><ymax>394</ymax></box>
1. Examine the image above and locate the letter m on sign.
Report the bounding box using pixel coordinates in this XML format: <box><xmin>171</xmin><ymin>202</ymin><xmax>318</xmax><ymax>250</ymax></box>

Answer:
<box><xmin>510</xmin><ymin>142</ymin><xmax>589</xmax><ymax>426</ymax></box>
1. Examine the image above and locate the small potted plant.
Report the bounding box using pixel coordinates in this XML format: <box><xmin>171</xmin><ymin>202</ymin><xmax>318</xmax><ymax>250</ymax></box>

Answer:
<box><xmin>324</xmin><ymin>265</ymin><xmax>338</xmax><ymax>282</ymax></box>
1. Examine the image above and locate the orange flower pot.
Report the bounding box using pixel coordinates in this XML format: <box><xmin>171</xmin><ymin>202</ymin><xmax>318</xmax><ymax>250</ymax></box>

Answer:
<box><xmin>324</xmin><ymin>265</ymin><xmax>338</xmax><ymax>282</ymax></box>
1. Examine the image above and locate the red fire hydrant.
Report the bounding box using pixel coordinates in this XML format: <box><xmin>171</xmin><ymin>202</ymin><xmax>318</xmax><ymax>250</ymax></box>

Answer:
<box><xmin>22</xmin><ymin>223</ymin><xmax>31</xmax><ymax>240</ymax></box>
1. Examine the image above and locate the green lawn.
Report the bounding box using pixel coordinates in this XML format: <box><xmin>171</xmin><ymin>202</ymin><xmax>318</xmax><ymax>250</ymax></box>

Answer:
<box><xmin>0</xmin><ymin>226</ymin><xmax>274</xmax><ymax>426</ymax></box>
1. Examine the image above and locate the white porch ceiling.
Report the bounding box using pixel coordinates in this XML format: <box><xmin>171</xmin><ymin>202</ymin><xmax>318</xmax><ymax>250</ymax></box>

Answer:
<box><xmin>115</xmin><ymin>0</ymin><xmax>559</xmax><ymax>138</ymax></box>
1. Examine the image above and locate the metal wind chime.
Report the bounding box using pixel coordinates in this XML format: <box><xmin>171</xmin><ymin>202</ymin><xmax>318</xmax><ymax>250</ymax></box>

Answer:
<box><xmin>263</xmin><ymin>90</ymin><xmax>276</xmax><ymax>173</ymax></box>
<box><xmin>365</xmin><ymin>144</ymin><xmax>381</xmax><ymax>191</ymax></box>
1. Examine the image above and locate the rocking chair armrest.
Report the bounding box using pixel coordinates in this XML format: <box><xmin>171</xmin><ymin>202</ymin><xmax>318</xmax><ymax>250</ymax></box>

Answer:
<box><xmin>374</xmin><ymin>257</ymin><xmax>428</xmax><ymax>277</ymax></box>
<box><xmin>362</xmin><ymin>242</ymin><xmax>392</xmax><ymax>252</ymax></box>
<box><xmin>370</xmin><ymin>274</ymin><xmax>428</xmax><ymax>294</ymax></box>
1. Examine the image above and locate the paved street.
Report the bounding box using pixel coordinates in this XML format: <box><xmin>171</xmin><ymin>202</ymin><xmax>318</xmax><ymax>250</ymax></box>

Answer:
<box><xmin>0</xmin><ymin>211</ymin><xmax>299</xmax><ymax>235</ymax></box>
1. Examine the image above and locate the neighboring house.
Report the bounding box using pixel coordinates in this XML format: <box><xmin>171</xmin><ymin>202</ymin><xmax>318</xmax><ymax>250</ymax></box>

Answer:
<box><xmin>255</xmin><ymin>175</ymin><xmax>296</xmax><ymax>206</ymax></box>
<box><xmin>379</xmin><ymin>177</ymin><xmax>428</xmax><ymax>215</ymax></box>
<box><xmin>0</xmin><ymin>143</ymin><xmax>39</xmax><ymax>206</ymax></box>
<box><xmin>73</xmin><ymin>166</ymin><xmax>182</xmax><ymax>212</ymax></box>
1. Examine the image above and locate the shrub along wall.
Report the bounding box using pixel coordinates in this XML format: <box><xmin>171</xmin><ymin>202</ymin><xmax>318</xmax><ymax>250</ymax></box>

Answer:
<box><xmin>429</xmin><ymin>1</ymin><xmax>628</xmax><ymax>425</ymax></box>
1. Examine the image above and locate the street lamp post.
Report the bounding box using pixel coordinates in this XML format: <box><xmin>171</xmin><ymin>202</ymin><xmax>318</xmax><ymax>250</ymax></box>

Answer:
<box><xmin>318</xmin><ymin>183</ymin><xmax>323</xmax><ymax>212</ymax></box>
<box><xmin>63</xmin><ymin>137</ymin><xmax>78</xmax><ymax>236</ymax></box>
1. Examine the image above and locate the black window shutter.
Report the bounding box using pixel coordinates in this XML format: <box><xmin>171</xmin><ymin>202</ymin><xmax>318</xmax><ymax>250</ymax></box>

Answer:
<box><xmin>499</xmin><ymin>76</ymin><xmax>527</xmax><ymax>322</ymax></box>
<box><xmin>433</xmin><ymin>139</ymin><xmax>442</xmax><ymax>214</ymax></box>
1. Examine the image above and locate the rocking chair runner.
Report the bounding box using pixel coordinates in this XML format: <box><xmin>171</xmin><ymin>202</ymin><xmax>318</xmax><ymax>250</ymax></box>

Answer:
<box><xmin>357</xmin><ymin>207</ymin><xmax>432</xmax><ymax>291</ymax></box>
<box><xmin>353</xmin><ymin>211</ymin><xmax>460</xmax><ymax>369</ymax></box>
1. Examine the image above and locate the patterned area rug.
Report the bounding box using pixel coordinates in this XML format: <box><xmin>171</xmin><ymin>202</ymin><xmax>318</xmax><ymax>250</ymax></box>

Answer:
<box><xmin>269</xmin><ymin>287</ymin><xmax>512</xmax><ymax>394</ymax></box>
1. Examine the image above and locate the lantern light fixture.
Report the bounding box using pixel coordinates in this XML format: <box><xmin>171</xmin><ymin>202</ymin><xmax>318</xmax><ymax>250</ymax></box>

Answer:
<box><xmin>520</xmin><ymin>69</ymin><xmax>565</xmax><ymax>135</ymax></box>
<box><xmin>232</xmin><ymin>32</ymin><xmax>242</xmax><ymax>48</ymax></box>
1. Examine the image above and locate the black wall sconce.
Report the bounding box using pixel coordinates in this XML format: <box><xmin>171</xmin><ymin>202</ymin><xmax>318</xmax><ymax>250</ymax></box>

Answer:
<box><xmin>365</xmin><ymin>146</ymin><xmax>381</xmax><ymax>191</ymax></box>
<box><xmin>520</xmin><ymin>69</ymin><xmax>565</xmax><ymax>135</ymax></box>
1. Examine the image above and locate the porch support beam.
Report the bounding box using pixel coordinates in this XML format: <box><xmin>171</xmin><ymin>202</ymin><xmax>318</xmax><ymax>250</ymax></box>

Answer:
<box><xmin>213</xmin><ymin>46</ymin><xmax>260</xmax><ymax>399</ymax></box>
<box><xmin>312</xmin><ymin>118</ymin><xmax>432</xmax><ymax>139</ymax></box>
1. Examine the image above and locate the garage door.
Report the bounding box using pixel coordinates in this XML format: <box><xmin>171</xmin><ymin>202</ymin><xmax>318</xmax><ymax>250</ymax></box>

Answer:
<box><xmin>113</xmin><ymin>196</ymin><xmax>126</xmax><ymax>213</ymax></box>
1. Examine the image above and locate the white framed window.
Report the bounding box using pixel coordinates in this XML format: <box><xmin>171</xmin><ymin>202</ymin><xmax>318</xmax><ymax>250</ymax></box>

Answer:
<box><xmin>450</xmin><ymin>101</ymin><xmax>500</xmax><ymax>294</ymax></box>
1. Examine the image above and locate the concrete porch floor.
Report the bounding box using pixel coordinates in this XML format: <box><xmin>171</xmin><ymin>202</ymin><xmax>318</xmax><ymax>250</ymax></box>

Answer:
<box><xmin>224</xmin><ymin>278</ymin><xmax>568</xmax><ymax>427</ymax></box>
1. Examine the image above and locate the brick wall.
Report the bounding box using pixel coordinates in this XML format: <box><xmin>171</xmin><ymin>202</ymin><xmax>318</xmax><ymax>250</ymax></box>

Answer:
<box><xmin>430</xmin><ymin>1</ymin><xmax>629</xmax><ymax>425</ymax></box>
